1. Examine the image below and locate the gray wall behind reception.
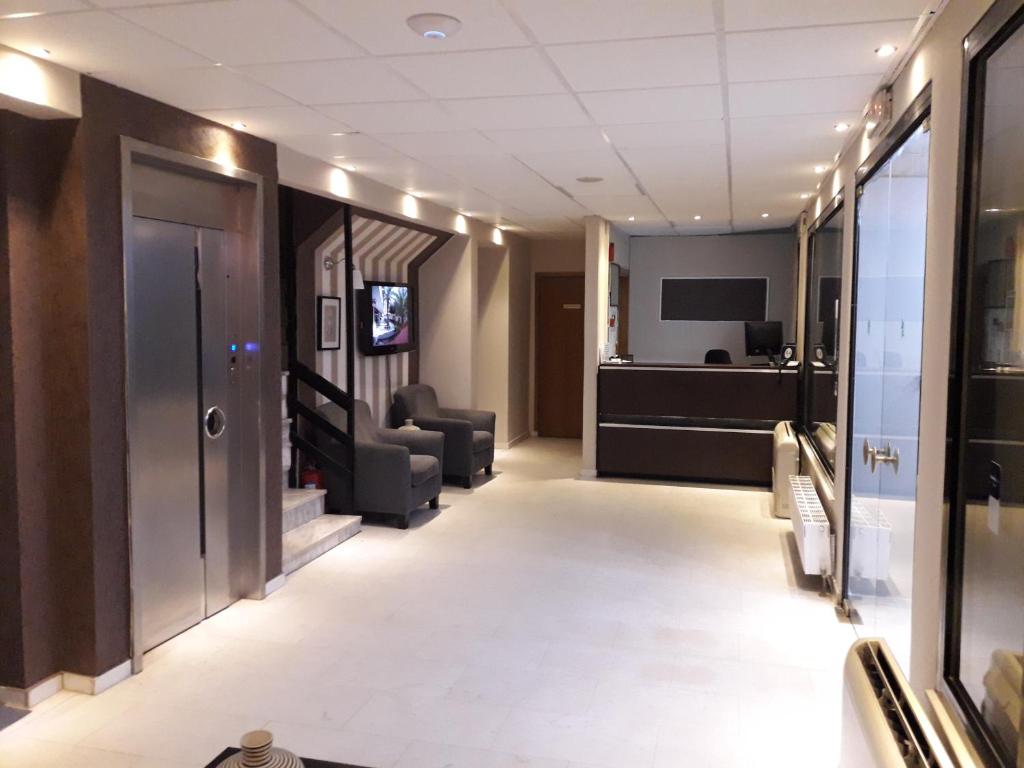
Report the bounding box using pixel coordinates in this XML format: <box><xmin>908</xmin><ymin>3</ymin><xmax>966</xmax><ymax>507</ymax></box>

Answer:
<box><xmin>628</xmin><ymin>232</ymin><xmax>798</xmax><ymax>364</ymax></box>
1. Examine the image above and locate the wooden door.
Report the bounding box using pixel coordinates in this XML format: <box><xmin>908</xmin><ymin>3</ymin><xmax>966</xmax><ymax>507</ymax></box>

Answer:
<box><xmin>536</xmin><ymin>274</ymin><xmax>585</xmax><ymax>438</ymax></box>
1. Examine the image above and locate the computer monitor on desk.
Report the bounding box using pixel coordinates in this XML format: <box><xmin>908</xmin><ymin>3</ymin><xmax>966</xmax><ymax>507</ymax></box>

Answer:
<box><xmin>745</xmin><ymin>321</ymin><xmax>783</xmax><ymax>362</ymax></box>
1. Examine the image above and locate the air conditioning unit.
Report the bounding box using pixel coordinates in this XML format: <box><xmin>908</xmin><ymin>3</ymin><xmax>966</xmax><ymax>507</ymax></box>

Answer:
<box><xmin>772</xmin><ymin>421</ymin><xmax>799</xmax><ymax>519</ymax></box>
<box><xmin>842</xmin><ymin>638</ymin><xmax>955</xmax><ymax>767</ymax></box>
<box><xmin>790</xmin><ymin>475</ymin><xmax>830</xmax><ymax>576</ymax></box>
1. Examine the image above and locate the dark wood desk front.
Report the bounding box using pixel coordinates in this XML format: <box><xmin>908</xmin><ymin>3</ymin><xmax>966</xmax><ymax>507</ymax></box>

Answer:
<box><xmin>597</xmin><ymin>363</ymin><xmax>799</xmax><ymax>485</ymax></box>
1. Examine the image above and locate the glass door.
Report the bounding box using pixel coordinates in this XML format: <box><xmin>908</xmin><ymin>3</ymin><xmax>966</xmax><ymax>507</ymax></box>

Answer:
<box><xmin>944</xmin><ymin>3</ymin><xmax>1024</xmax><ymax>765</ymax></box>
<box><xmin>846</xmin><ymin>105</ymin><xmax>931</xmax><ymax>674</ymax></box>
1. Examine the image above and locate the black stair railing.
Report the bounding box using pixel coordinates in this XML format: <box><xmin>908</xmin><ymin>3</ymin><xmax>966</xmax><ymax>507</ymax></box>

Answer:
<box><xmin>287</xmin><ymin>361</ymin><xmax>355</xmax><ymax>509</ymax></box>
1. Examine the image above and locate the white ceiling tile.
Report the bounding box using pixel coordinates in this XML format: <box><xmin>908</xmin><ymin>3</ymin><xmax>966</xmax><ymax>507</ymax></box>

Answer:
<box><xmin>729</xmin><ymin>112</ymin><xmax>860</xmax><ymax>167</ymax></box>
<box><xmin>92</xmin><ymin>66</ymin><xmax>290</xmax><ymax>111</ymax></box>
<box><xmin>727</xmin><ymin>20</ymin><xmax>916</xmax><ymax>82</ymax></box>
<box><xmin>0</xmin><ymin>10</ymin><xmax>206</xmax><ymax>72</ymax></box>
<box><xmin>484</xmin><ymin>125</ymin><xmax>608</xmax><ymax>154</ymax></box>
<box><xmin>376</xmin><ymin>130</ymin><xmax>501</xmax><ymax>158</ymax></box>
<box><xmin>237</xmin><ymin>59</ymin><xmax>424</xmax><ymax>104</ymax></box>
<box><xmin>197</xmin><ymin>105</ymin><xmax>348</xmax><ymax>139</ymax></box>
<box><xmin>574</xmin><ymin>193</ymin><xmax>661</xmax><ymax>221</ymax></box>
<box><xmin>621</xmin><ymin>141</ymin><xmax>728</xmax><ymax>188</ymax></box>
<box><xmin>547</xmin><ymin>36</ymin><xmax>719</xmax><ymax>92</ymax></box>
<box><xmin>318</xmin><ymin>101</ymin><xmax>465</xmax><ymax>133</ymax></box>
<box><xmin>506</xmin><ymin>215</ymin><xmax>582</xmax><ymax>233</ymax></box>
<box><xmin>89</xmin><ymin>0</ymin><xmax>204</xmax><ymax>5</ymax></box>
<box><xmin>385</xmin><ymin>48</ymin><xmax>565</xmax><ymax>98</ymax></box>
<box><xmin>426</xmin><ymin>153</ymin><xmax>546</xmax><ymax>193</ymax></box>
<box><xmin>296</xmin><ymin>0</ymin><xmax>528</xmax><ymax>54</ymax></box>
<box><xmin>604</xmin><ymin>119</ymin><xmax>725</xmax><ymax>149</ymax></box>
<box><xmin>729</xmin><ymin>74</ymin><xmax>880</xmax><ymax>118</ymax></box>
<box><xmin>498</xmin><ymin>191</ymin><xmax>588</xmax><ymax>217</ymax></box>
<box><xmin>284</xmin><ymin>132</ymin><xmax>400</xmax><ymax>161</ymax></box>
<box><xmin>723</xmin><ymin>0</ymin><xmax>928</xmax><ymax>31</ymax></box>
<box><xmin>441</xmin><ymin>94</ymin><xmax>591</xmax><ymax>130</ymax></box>
<box><xmin>504</xmin><ymin>0</ymin><xmax>714</xmax><ymax>43</ymax></box>
<box><xmin>516</xmin><ymin>147</ymin><xmax>637</xmax><ymax>197</ymax></box>
<box><xmin>0</xmin><ymin>0</ymin><xmax>85</xmax><ymax>14</ymax></box>
<box><xmin>580</xmin><ymin>85</ymin><xmax>722</xmax><ymax>125</ymax></box>
<box><xmin>117</xmin><ymin>0</ymin><xmax>362</xmax><ymax>65</ymax></box>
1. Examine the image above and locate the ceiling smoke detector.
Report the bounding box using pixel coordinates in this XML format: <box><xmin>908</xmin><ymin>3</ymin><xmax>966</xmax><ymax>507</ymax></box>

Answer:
<box><xmin>407</xmin><ymin>13</ymin><xmax>462</xmax><ymax>40</ymax></box>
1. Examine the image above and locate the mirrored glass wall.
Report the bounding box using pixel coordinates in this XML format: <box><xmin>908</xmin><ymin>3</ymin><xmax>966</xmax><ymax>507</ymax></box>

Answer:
<box><xmin>803</xmin><ymin>202</ymin><xmax>844</xmax><ymax>471</ymax></box>
<box><xmin>945</xmin><ymin>7</ymin><xmax>1024</xmax><ymax>765</ymax></box>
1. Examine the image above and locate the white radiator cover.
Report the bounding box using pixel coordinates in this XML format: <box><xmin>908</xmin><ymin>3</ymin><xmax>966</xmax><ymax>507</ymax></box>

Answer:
<box><xmin>790</xmin><ymin>475</ymin><xmax>830</xmax><ymax>576</ymax></box>
<box><xmin>848</xmin><ymin>500</ymin><xmax>892</xmax><ymax>582</ymax></box>
<box><xmin>772</xmin><ymin>421</ymin><xmax>799</xmax><ymax>519</ymax></box>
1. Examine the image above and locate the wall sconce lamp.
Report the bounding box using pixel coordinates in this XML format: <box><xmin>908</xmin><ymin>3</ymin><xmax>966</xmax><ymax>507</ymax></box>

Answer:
<box><xmin>323</xmin><ymin>254</ymin><xmax>364</xmax><ymax>290</ymax></box>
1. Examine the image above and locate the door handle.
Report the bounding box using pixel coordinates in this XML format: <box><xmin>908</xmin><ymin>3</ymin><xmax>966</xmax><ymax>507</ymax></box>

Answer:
<box><xmin>204</xmin><ymin>406</ymin><xmax>227</xmax><ymax>439</ymax></box>
<box><xmin>863</xmin><ymin>439</ymin><xmax>899</xmax><ymax>474</ymax></box>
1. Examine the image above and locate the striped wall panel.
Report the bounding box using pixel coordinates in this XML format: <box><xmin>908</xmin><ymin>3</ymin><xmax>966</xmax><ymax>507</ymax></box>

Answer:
<box><xmin>315</xmin><ymin>214</ymin><xmax>435</xmax><ymax>425</ymax></box>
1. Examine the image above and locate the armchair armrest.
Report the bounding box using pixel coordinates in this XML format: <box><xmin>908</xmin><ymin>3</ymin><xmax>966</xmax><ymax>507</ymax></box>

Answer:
<box><xmin>440</xmin><ymin>407</ymin><xmax>495</xmax><ymax>435</ymax></box>
<box><xmin>378</xmin><ymin>428</ymin><xmax>444</xmax><ymax>466</ymax></box>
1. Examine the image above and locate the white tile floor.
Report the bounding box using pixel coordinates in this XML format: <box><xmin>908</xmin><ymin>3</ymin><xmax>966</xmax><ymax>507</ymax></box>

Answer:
<box><xmin>0</xmin><ymin>438</ymin><xmax>857</xmax><ymax>768</ymax></box>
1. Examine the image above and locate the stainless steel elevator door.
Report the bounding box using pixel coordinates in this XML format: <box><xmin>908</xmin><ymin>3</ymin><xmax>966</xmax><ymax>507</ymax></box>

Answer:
<box><xmin>198</xmin><ymin>227</ymin><xmax>242</xmax><ymax>615</ymax></box>
<box><xmin>127</xmin><ymin>217</ymin><xmax>205</xmax><ymax>653</ymax></box>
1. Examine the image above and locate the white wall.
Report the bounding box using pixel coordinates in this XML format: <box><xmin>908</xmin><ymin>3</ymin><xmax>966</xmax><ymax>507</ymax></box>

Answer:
<box><xmin>0</xmin><ymin>45</ymin><xmax>80</xmax><ymax>119</ymax></box>
<box><xmin>581</xmin><ymin>217</ymin><xmax>610</xmax><ymax>474</ymax></box>
<box><xmin>419</xmin><ymin>236</ymin><xmax>476</xmax><ymax>410</ymax></box>
<box><xmin>476</xmin><ymin>246</ymin><xmax>511</xmax><ymax>444</ymax></box>
<box><xmin>628</xmin><ymin>232</ymin><xmax>798</xmax><ymax>364</ymax></box>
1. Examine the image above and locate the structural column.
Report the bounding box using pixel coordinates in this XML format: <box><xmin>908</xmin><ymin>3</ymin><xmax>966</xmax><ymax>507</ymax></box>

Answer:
<box><xmin>581</xmin><ymin>216</ymin><xmax>610</xmax><ymax>476</ymax></box>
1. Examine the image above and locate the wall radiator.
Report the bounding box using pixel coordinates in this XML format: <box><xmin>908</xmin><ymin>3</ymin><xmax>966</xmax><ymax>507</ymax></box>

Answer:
<box><xmin>842</xmin><ymin>638</ymin><xmax>956</xmax><ymax>767</ymax></box>
<box><xmin>848</xmin><ymin>500</ymin><xmax>893</xmax><ymax>582</ymax></box>
<box><xmin>772</xmin><ymin>421</ymin><xmax>799</xmax><ymax>519</ymax></box>
<box><xmin>790</xmin><ymin>474</ymin><xmax>831</xmax><ymax>576</ymax></box>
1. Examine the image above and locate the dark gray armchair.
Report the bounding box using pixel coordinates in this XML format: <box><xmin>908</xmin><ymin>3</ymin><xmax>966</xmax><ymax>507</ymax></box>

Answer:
<box><xmin>315</xmin><ymin>399</ymin><xmax>443</xmax><ymax>529</ymax></box>
<box><xmin>391</xmin><ymin>384</ymin><xmax>495</xmax><ymax>489</ymax></box>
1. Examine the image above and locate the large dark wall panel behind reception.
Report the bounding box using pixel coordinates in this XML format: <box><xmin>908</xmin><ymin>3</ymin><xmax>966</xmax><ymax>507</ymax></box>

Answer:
<box><xmin>629</xmin><ymin>232</ymin><xmax>797</xmax><ymax>364</ymax></box>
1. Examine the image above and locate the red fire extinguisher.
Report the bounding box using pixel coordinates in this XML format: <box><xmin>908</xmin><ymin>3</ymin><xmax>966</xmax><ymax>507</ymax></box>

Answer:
<box><xmin>300</xmin><ymin>465</ymin><xmax>323</xmax><ymax>489</ymax></box>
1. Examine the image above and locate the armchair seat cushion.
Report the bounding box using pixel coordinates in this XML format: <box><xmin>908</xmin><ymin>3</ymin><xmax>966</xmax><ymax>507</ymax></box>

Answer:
<box><xmin>409</xmin><ymin>454</ymin><xmax>440</xmax><ymax>487</ymax></box>
<box><xmin>473</xmin><ymin>430</ymin><xmax>493</xmax><ymax>453</ymax></box>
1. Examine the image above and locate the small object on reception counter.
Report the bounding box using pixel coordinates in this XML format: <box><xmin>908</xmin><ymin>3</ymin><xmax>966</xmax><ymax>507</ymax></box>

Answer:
<box><xmin>397</xmin><ymin>418</ymin><xmax>421</xmax><ymax>432</ymax></box>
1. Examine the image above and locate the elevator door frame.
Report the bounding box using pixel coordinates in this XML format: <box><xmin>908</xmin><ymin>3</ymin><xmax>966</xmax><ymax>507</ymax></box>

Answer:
<box><xmin>121</xmin><ymin>138</ymin><xmax>267</xmax><ymax>671</ymax></box>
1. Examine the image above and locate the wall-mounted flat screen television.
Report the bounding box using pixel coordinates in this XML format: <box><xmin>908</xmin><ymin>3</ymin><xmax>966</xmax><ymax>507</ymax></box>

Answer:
<box><xmin>358</xmin><ymin>281</ymin><xmax>415</xmax><ymax>356</ymax></box>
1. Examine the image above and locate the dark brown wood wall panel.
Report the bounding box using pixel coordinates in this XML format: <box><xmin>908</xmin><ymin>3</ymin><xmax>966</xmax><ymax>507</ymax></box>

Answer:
<box><xmin>598</xmin><ymin>426</ymin><xmax>774</xmax><ymax>485</ymax></box>
<box><xmin>599</xmin><ymin>367</ymin><xmax>798</xmax><ymax>421</ymax></box>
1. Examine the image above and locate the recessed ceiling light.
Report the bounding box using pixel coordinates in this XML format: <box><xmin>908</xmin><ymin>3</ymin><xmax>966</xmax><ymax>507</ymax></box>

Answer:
<box><xmin>761</xmin><ymin>212</ymin><xmax>770</xmax><ymax>219</ymax></box>
<box><xmin>406</xmin><ymin>12</ymin><xmax>461</xmax><ymax>40</ymax></box>
<box><xmin>2</xmin><ymin>11</ymin><xmax>43</xmax><ymax>19</ymax></box>
<box><xmin>576</xmin><ymin>176</ymin><xmax>603</xmax><ymax>183</ymax></box>
<box><xmin>834</xmin><ymin>121</ymin><xmax>851</xmax><ymax>133</ymax></box>
<box><xmin>875</xmin><ymin>43</ymin><xmax>898</xmax><ymax>58</ymax></box>
<box><xmin>800</xmin><ymin>193</ymin><xmax>811</xmax><ymax>200</ymax></box>
<box><xmin>693</xmin><ymin>214</ymin><xmax>702</xmax><ymax>221</ymax></box>
<box><xmin>229</xmin><ymin>121</ymin><xmax>246</xmax><ymax>130</ymax></box>
<box><xmin>330</xmin><ymin>132</ymin><xmax>348</xmax><ymax>136</ymax></box>
<box><xmin>332</xmin><ymin>154</ymin><xmax>346</xmax><ymax>159</ymax></box>
<box><xmin>627</xmin><ymin>215</ymin><xmax>636</xmax><ymax>222</ymax></box>
<box><xmin>213</xmin><ymin>62</ymin><xmax>223</xmax><ymax>67</ymax></box>
<box><xmin>814</xmin><ymin>164</ymin><xmax>827</xmax><ymax>174</ymax></box>
<box><xmin>985</xmin><ymin>208</ymin><xmax>1004</xmax><ymax>213</ymax></box>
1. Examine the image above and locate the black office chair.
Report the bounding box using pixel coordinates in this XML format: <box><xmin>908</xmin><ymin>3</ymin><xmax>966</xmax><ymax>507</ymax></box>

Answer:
<box><xmin>704</xmin><ymin>349</ymin><xmax>732</xmax><ymax>365</ymax></box>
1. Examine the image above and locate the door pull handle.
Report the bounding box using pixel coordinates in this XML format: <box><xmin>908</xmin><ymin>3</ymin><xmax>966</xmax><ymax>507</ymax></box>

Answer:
<box><xmin>204</xmin><ymin>406</ymin><xmax>227</xmax><ymax>439</ymax></box>
<box><xmin>863</xmin><ymin>439</ymin><xmax>899</xmax><ymax>474</ymax></box>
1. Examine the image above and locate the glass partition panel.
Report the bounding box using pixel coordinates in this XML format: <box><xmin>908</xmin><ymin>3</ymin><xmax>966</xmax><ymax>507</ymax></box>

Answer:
<box><xmin>945</xmin><ymin>10</ymin><xmax>1024</xmax><ymax>765</ymax></box>
<box><xmin>846</xmin><ymin>118</ymin><xmax>930</xmax><ymax>675</ymax></box>
<box><xmin>804</xmin><ymin>206</ymin><xmax>844</xmax><ymax>470</ymax></box>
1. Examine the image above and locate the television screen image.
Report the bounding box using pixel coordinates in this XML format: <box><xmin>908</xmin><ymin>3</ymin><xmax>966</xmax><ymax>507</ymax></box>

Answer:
<box><xmin>359</xmin><ymin>281</ymin><xmax>416</xmax><ymax>355</ymax></box>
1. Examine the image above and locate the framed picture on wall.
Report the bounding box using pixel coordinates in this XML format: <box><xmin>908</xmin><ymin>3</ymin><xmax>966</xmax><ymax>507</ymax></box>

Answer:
<box><xmin>317</xmin><ymin>295</ymin><xmax>341</xmax><ymax>350</ymax></box>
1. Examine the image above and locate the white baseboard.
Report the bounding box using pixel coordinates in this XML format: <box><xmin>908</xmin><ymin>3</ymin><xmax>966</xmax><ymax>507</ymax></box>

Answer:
<box><xmin>263</xmin><ymin>573</ymin><xmax>287</xmax><ymax>597</ymax></box>
<box><xmin>579</xmin><ymin>469</ymin><xmax>598</xmax><ymax>479</ymax></box>
<box><xmin>0</xmin><ymin>673</ymin><xmax>61</xmax><ymax>709</ymax></box>
<box><xmin>62</xmin><ymin>660</ymin><xmax>131</xmax><ymax>696</ymax></box>
<box><xmin>0</xmin><ymin>659</ymin><xmax>131</xmax><ymax>709</ymax></box>
<box><xmin>497</xmin><ymin>432</ymin><xmax>529</xmax><ymax>450</ymax></box>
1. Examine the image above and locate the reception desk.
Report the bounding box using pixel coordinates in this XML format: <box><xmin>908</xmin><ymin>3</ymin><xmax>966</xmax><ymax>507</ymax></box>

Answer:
<box><xmin>598</xmin><ymin>362</ymin><xmax>799</xmax><ymax>485</ymax></box>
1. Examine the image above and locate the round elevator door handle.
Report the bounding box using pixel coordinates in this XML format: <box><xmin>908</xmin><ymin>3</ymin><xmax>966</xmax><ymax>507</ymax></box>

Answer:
<box><xmin>205</xmin><ymin>406</ymin><xmax>227</xmax><ymax>439</ymax></box>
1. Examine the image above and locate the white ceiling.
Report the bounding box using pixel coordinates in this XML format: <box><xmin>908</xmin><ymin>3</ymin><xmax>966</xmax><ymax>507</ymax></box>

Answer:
<box><xmin>0</xmin><ymin>0</ymin><xmax>936</xmax><ymax>237</ymax></box>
